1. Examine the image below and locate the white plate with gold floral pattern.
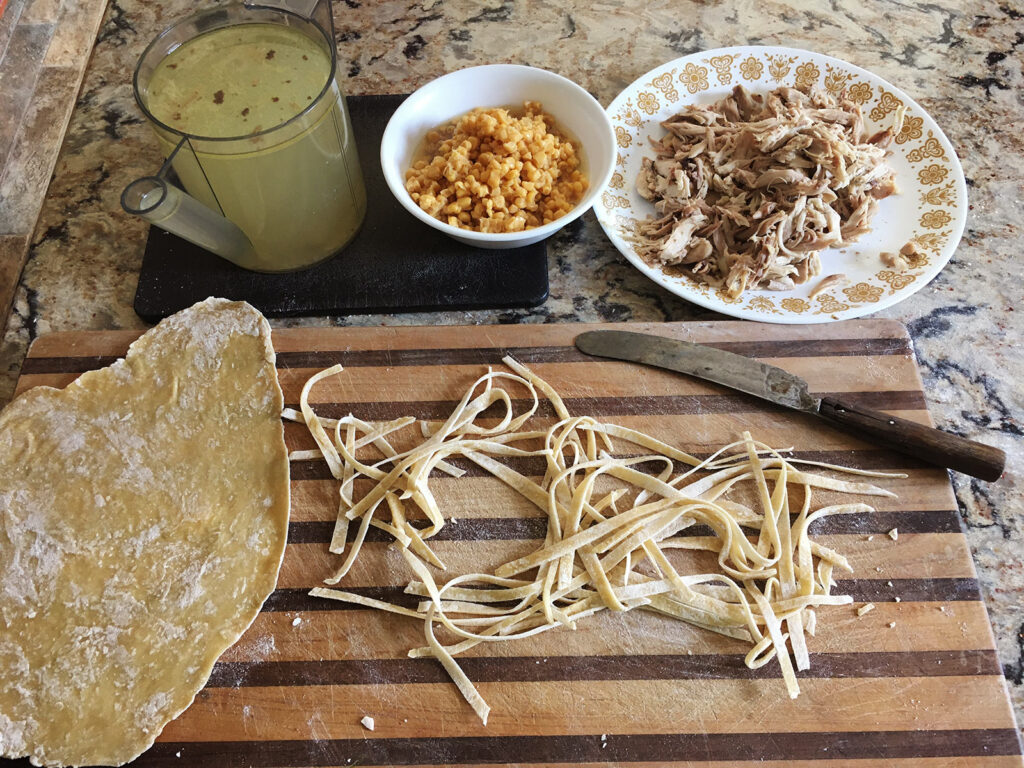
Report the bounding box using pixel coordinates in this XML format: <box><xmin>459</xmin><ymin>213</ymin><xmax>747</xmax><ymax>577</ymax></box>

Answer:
<box><xmin>594</xmin><ymin>46</ymin><xmax>967</xmax><ymax>323</ymax></box>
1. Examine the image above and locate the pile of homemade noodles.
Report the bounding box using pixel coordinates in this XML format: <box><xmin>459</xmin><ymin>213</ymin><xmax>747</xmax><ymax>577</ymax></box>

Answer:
<box><xmin>286</xmin><ymin>358</ymin><xmax>900</xmax><ymax>724</ymax></box>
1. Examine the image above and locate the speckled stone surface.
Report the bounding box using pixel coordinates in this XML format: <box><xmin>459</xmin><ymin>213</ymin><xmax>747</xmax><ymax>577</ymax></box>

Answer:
<box><xmin>0</xmin><ymin>0</ymin><xmax>107</xmax><ymax>324</ymax></box>
<box><xmin>1</xmin><ymin>0</ymin><xmax>1022</xmax><ymax>732</ymax></box>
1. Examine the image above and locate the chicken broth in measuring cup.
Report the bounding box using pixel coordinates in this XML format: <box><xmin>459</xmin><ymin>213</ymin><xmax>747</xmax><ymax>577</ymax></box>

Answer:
<box><xmin>147</xmin><ymin>25</ymin><xmax>329</xmax><ymax>137</ymax></box>
<box><xmin>140</xmin><ymin>19</ymin><xmax>365</xmax><ymax>271</ymax></box>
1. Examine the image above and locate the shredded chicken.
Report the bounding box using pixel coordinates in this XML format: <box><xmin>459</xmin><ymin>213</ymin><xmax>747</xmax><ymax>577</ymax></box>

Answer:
<box><xmin>808</xmin><ymin>273</ymin><xmax>847</xmax><ymax>300</ymax></box>
<box><xmin>635</xmin><ymin>85</ymin><xmax>904</xmax><ymax>297</ymax></box>
<box><xmin>881</xmin><ymin>241</ymin><xmax>925</xmax><ymax>271</ymax></box>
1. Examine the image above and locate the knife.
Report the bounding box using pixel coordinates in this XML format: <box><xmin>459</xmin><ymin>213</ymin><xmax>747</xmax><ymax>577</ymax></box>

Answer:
<box><xmin>574</xmin><ymin>330</ymin><xmax>1005</xmax><ymax>481</ymax></box>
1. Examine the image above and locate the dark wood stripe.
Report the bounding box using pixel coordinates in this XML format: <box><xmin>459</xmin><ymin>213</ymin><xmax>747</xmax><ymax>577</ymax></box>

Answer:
<box><xmin>129</xmin><ymin>728</ymin><xmax>1024</xmax><ymax>766</ymax></box>
<box><xmin>289</xmin><ymin>447</ymin><xmax>933</xmax><ymax>482</ymax></box>
<box><xmin>285</xmin><ymin>390</ymin><xmax>927</xmax><ymax>422</ymax></box>
<box><xmin>262</xmin><ymin>577</ymin><xmax>982</xmax><ymax>614</ymax></box>
<box><xmin>275</xmin><ymin>338</ymin><xmax>913</xmax><ymax>367</ymax></box>
<box><xmin>20</xmin><ymin>354</ymin><xmax>122</xmax><ymax>373</ymax></box>
<box><xmin>286</xmin><ymin>509</ymin><xmax>963</xmax><ymax>544</ymax></box>
<box><xmin>18</xmin><ymin>337</ymin><xmax>913</xmax><ymax>375</ymax></box>
<box><xmin>276</xmin><ymin>346</ymin><xmax>591</xmax><ymax>369</ymax></box>
<box><xmin>842</xmin><ymin>577</ymin><xmax>982</xmax><ymax>602</ymax></box>
<box><xmin>288</xmin><ymin>516</ymin><xmax>547</xmax><ymax>544</ymax></box>
<box><xmin>265</xmin><ymin>586</ymin><xmax>424</xmax><ymax>612</ymax></box>
<box><xmin>206</xmin><ymin>649</ymin><xmax>1001</xmax><ymax>688</ymax></box>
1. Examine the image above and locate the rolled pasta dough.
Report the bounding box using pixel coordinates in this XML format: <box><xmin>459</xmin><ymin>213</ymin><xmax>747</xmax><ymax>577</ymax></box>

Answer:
<box><xmin>0</xmin><ymin>298</ymin><xmax>290</xmax><ymax>766</ymax></box>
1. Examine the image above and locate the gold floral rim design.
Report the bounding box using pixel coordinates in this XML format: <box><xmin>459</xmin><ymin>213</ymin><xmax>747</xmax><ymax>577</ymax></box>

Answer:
<box><xmin>595</xmin><ymin>46</ymin><xmax>967</xmax><ymax>324</ymax></box>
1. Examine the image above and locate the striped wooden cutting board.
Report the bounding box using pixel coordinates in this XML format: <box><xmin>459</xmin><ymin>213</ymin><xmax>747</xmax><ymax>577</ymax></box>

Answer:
<box><xmin>11</xmin><ymin>319</ymin><xmax>1024</xmax><ymax>767</ymax></box>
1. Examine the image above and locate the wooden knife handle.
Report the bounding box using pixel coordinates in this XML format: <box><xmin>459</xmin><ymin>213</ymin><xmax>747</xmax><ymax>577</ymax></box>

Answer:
<box><xmin>817</xmin><ymin>397</ymin><xmax>1006</xmax><ymax>481</ymax></box>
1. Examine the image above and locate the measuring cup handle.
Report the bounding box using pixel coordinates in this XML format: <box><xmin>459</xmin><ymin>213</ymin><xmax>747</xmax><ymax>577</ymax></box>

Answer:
<box><xmin>121</xmin><ymin>137</ymin><xmax>257</xmax><ymax>266</ymax></box>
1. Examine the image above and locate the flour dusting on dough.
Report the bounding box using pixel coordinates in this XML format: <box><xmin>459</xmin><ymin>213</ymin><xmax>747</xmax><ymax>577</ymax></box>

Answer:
<box><xmin>0</xmin><ymin>298</ymin><xmax>290</xmax><ymax>767</ymax></box>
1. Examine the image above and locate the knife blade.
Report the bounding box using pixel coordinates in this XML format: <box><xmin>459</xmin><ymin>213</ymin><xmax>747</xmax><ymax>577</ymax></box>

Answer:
<box><xmin>574</xmin><ymin>329</ymin><xmax>1005</xmax><ymax>481</ymax></box>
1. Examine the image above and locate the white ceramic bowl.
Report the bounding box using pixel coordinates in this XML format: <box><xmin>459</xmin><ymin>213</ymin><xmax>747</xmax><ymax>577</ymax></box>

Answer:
<box><xmin>380</xmin><ymin>64</ymin><xmax>615</xmax><ymax>249</ymax></box>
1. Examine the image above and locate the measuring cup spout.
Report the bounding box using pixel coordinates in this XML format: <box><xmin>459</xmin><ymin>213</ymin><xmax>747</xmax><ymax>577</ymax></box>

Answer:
<box><xmin>121</xmin><ymin>174</ymin><xmax>257</xmax><ymax>266</ymax></box>
<box><xmin>243</xmin><ymin>0</ymin><xmax>332</xmax><ymax>32</ymax></box>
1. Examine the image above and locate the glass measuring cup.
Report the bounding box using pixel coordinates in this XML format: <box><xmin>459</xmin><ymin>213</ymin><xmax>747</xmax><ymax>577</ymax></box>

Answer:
<box><xmin>122</xmin><ymin>0</ymin><xmax>366</xmax><ymax>272</ymax></box>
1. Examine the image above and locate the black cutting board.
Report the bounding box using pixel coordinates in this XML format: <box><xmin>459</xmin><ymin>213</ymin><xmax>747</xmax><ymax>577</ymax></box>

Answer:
<box><xmin>132</xmin><ymin>94</ymin><xmax>549</xmax><ymax>322</ymax></box>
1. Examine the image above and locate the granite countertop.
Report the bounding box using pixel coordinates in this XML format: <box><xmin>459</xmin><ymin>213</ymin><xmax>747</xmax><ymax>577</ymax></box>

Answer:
<box><xmin>1</xmin><ymin>0</ymin><xmax>1022</xmax><ymax>733</ymax></box>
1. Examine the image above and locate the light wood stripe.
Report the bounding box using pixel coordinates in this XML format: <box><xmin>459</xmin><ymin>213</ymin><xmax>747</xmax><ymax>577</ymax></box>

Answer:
<box><xmin>287</xmin><ymin>473</ymin><xmax>960</xmax><ymax>520</ymax></box>
<box><xmin>449</xmin><ymin>761</ymin><xmax>1024</xmax><ymax>768</ymax></box>
<box><xmin>282</xmin><ymin>414</ymin><xmax>947</xmax><ymax>467</ymax></box>
<box><xmin>220</xmin><ymin>599</ymin><xmax>1000</xmax><ymax>661</ymax></box>
<box><xmin>271</xmin><ymin>354</ymin><xmax>923</xmax><ymax>399</ymax></box>
<box><xmin>270</xmin><ymin>531</ymin><xmax>976</xmax><ymax>590</ymax></box>
<box><xmin>204</xmin><ymin>650</ymin><xmax>1001</xmax><ymax>689</ymax></box>
<box><xmin>157</xmin><ymin>677</ymin><xmax>1016</xmax><ymax>740</ymax></box>
<box><xmin>20</xmin><ymin>319</ymin><xmax>912</xmax><ymax>359</ymax></box>
<box><xmin>14</xmin><ymin>369</ymin><xmax>930</xmax><ymax>411</ymax></box>
<box><xmin>287</xmin><ymin>448</ymin><xmax>937</xmax><ymax>479</ymax></box>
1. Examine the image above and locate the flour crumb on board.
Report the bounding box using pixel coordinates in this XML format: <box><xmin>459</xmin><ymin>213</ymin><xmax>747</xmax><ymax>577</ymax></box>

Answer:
<box><xmin>175</xmin><ymin>752</ymin><xmax>181</xmax><ymax>758</ymax></box>
<box><xmin>249</xmin><ymin>634</ymin><xmax>276</xmax><ymax>659</ymax></box>
<box><xmin>306</xmin><ymin>712</ymin><xmax>330</xmax><ymax>742</ymax></box>
<box><xmin>292</xmin><ymin>616</ymin><xmax>302</xmax><ymax>627</ymax></box>
<box><xmin>888</xmin><ymin>527</ymin><xmax>899</xmax><ymax>541</ymax></box>
<box><xmin>857</xmin><ymin>603</ymin><xmax>875</xmax><ymax>617</ymax></box>
<box><xmin>360</xmin><ymin>715</ymin><xmax>375</xmax><ymax>731</ymax></box>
